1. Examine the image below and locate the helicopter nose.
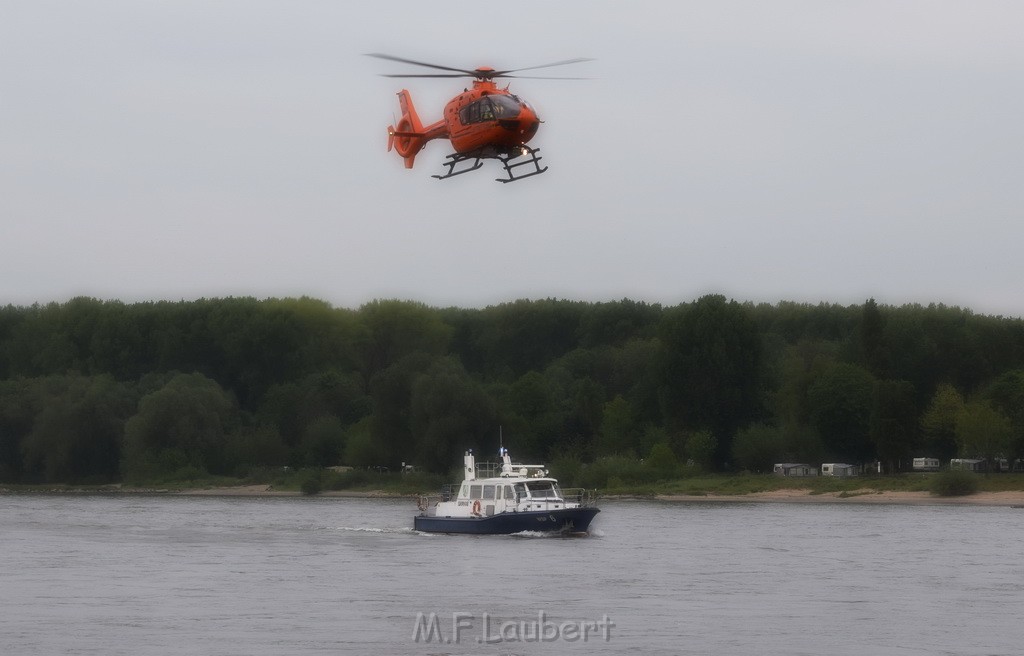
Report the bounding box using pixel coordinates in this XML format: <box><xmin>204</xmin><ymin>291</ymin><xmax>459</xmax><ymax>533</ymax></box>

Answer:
<box><xmin>498</xmin><ymin>107</ymin><xmax>540</xmax><ymax>141</ymax></box>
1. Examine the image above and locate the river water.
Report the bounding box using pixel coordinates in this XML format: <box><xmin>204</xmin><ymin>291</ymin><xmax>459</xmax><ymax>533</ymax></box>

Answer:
<box><xmin>2</xmin><ymin>494</ymin><xmax>1023</xmax><ymax>655</ymax></box>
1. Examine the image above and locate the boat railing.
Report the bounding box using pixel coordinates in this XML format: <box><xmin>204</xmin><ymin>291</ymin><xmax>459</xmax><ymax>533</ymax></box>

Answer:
<box><xmin>474</xmin><ymin>461</ymin><xmax>502</xmax><ymax>478</ymax></box>
<box><xmin>557</xmin><ymin>488</ymin><xmax>598</xmax><ymax>507</ymax></box>
<box><xmin>520</xmin><ymin>488</ymin><xmax>598</xmax><ymax>509</ymax></box>
<box><xmin>416</xmin><ymin>483</ymin><xmax>459</xmax><ymax>516</ymax></box>
<box><xmin>474</xmin><ymin>461</ymin><xmax>549</xmax><ymax>478</ymax></box>
<box><xmin>416</xmin><ymin>494</ymin><xmax>442</xmax><ymax>516</ymax></box>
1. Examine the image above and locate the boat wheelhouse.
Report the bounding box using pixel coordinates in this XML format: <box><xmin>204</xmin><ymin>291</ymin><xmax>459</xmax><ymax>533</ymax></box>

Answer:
<box><xmin>414</xmin><ymin>448</ymin><xmax>599</xmax><ymax>535</ymax></box>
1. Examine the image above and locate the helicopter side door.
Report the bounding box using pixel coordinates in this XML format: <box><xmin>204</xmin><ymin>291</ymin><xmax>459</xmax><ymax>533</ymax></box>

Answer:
<box><xmin>458</xmin><ymin>98</ymin><xmax>492</xmax><ymax>126</ymax></box>
<box><xmin>447</xmin><ymin>97</ymin><xmax>494</xmax><ymax>149</ymax></box>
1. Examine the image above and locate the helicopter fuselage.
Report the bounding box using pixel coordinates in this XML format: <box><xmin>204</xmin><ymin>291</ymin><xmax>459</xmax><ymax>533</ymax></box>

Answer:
<box><xmin>408</xmin><ymin>78</ymin><xmax>541</xmax><ymax>157</ymax></box>
<box><xmin>443</xmin><ymin>79</ymin><xmax>541</xmax><ymax>154</ymax></box>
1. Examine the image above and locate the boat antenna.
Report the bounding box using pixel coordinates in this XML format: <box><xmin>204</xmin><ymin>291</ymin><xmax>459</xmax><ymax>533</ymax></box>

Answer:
<box><xmin>499</xmin><ymin>425</ymin><xmax>503</xmax><ymax>457</ymax></box>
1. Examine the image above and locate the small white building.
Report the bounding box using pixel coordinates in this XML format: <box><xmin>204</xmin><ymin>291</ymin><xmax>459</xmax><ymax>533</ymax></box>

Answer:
<box><xmin>774</xmin><ymin>463</ymin><xmax>818</xmax><ymax>477</ymax></box>
<box><xmin>912</xmin><ymin>457</ymin><xmax>941</xmax><ymax>472</ymax></box>
<box><xmin>821</xmin><ymin>463</ymin><xmax>858</xmax><ymax>477</ymax></box>
<box><xmin>950</xmin><ymin>458</ymin><xmax>986</xmax><ymax>472</ymax></box>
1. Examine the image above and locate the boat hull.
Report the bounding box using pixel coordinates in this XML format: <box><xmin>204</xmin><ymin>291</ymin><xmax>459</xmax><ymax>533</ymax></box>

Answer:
<box><xmin>414</xmin><ymin>507</ymin><xmax>599</xmax><ymax>535</ymax></box>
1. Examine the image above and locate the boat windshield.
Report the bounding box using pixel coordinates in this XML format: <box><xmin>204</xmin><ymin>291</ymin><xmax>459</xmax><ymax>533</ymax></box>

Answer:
<box><xmin>526</xmin><ymin>481</ymin><xmax>561</xmax><ymax>499</ymax></box>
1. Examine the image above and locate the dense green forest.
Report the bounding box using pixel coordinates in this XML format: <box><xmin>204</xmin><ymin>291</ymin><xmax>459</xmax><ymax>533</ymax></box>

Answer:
<box><xmin>1</xmin><ymin>295</ymin><xmax>1023</xmax><ymax>486</ymax></box>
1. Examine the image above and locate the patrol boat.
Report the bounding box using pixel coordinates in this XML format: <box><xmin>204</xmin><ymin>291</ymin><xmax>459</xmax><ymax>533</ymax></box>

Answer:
<box><xmin>414</xmin><ymin>448</ymin><xmax>599</xmax><ymax>535</ymax></box>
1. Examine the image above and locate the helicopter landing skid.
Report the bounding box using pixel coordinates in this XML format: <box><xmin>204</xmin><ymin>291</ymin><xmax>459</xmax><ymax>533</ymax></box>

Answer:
<box><xmin>432</xmin><ymin>154</ymin><xmax>484</xmax><ymax>180</ymax></box>
<box><xmin>431</xmin><ymin>146</ymin><xmax>548</xmax><ymax>183</ymax></box>
<box><xmin>495</xmin><ymin>146</ymin><xmax>547</xmax><ymax>183</ymax></box>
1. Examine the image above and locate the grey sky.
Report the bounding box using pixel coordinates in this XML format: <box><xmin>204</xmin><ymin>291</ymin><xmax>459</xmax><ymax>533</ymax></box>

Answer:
<box><xmin>2</xmin><ymin>1</ymin><xmax>1022</xmax><ymax>316</ymax></box>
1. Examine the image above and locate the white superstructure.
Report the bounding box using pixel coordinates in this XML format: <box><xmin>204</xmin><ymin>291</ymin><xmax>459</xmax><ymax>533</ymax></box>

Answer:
<box><xmin>420</xmin><ymin>448</ymin><xmax>591</xmax><ymax>519</ymax></box>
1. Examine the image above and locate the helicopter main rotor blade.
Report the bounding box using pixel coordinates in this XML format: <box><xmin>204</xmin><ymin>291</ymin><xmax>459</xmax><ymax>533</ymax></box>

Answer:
<box><xmin>492</xmin><ymin>58</ymin><xmax>595</xmax><ymax>77</ymax></box>
<box><xmin>365</xmin><ymin>53</ymin><xmax>474</xmax><ymax>76</ymax></box>
<box><xmin>499</xmin><ymin>75</ymin><xmax>594</xmax><ymax>80</ymax></box>
<box><xmin>377</xmin><ymin>73</ymin><xmax>469</xmax><ymax>78</ymax></box>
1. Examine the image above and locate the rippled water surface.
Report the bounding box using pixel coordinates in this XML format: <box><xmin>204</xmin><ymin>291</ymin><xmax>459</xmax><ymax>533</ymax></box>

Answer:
<box><xmin>2</xmin><ymin>495</ymin><xmax>1023</xmax><ymax>655</ymax></box>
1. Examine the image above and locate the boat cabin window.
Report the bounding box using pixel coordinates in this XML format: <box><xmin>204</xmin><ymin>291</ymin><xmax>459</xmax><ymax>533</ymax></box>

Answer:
<box><xmin>459</xmin><ymin>483</ymin><xmax>468</xmax><ymax>499</ymax></box>
<box><xmin>526</xmin><ymin>481</ymin><xmax>558</xmax><ymax>498</ymax></box>
<box><xmin>482</xmin><ymin>484</ymin><xmax>496</xmax><ymax>500</ymax></box>
<box><xmin>470</xmin><ymin>485</ymin><xmax>482</xmax><ymax>500</ymax></box>
<box><xmin>504</xmin><ymin>485</ymin><xmax>515</xmax><ymax>500</ymax></box>
<box><xmin>458</xmin><ymin>95</ymin><xmax>521</xmax><ymax>125</ymax></box>
<box><xmin>514</xmin><ymin>483</ymin><xmax>526</xmax><ymax>499</ymax></box>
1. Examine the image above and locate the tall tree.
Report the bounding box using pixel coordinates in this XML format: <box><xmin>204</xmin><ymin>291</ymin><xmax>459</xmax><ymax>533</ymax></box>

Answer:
<box><xmin>356</xmin><ymin>300</ymin><xmax>451</xmax><ymax>383</ymax></box>
<box><xmin>471</xmin><ymin>299</ymin><xmax>586</xmax><ymax>378</ymax></box>
<box><xmin>597</xmin><ymin>395</ymin><xmax>639</xmax><ymax>456</ymax></box>
<box><xmin>857</xmin><ymin>298</ymin><xmax>889</xmax><ymax>378</ymax></box>
<box><xmin>955</xmin><ymin>402</ymin><xmax>1012</xmax><ymax>469</ymax></box>
<box><xmin>870</xmin><ymin>380</ymin><xmax>917</xmax><ymax>471</ymax></box>
<box><xmin>21</xmin><ymin>375</ymin><xmax>133</xmax><ymax>483</ymax></box>
<box><xmin>806</xmin><ymin>363</ymin><xmax>876</xmax><ymax>461</ymax></box>
<box><xmin>919</xmin><ymin>383</ymin><xmax>965</xmax><ymax>461</ymax></box>
<box><xmin>122</xmin><ymin>373</ymin><xmax>238</xmax><ymax>480</ymax></box>
<box><xmin>409</xmin><ymin>358</ymin><xmax>497</xmax><ymax>472</ymax></box>
<box><xmin>732</xmin><ymin>423</ymin><xmax>785</xmax><ymax>473</ymax></box>
<box><xmin>367</xmin><ymin>353</ymin><xmax>438</xmax><ymax>468</ymax></box>
<box><xmin>984</xmin><ymin>370</ymin><xmax>1024</xmax><ymax>468</ymax></box>
<box><xmin>657</xmin><ymin>295</ymin><xmax>762</xmax><ymax>467</ymax></box>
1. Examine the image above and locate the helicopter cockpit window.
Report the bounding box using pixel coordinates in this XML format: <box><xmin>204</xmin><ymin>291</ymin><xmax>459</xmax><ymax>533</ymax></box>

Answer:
<box><xmin>459</xmin><ymin>96</ymin><xmax>521</xmax><ymax>125</ymax></box>
<box><xmin>489</xmin><ymin>95</ymin><xmax>521</xmax><ymax>119</ymax></box>
<box><xmin>458</xmin><ymin>102</ymin><xmax>478</xmax><ymax>124</ymax></box>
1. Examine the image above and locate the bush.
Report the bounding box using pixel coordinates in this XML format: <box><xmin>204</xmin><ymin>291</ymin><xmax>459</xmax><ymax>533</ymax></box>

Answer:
<box><xmin>548</xmin><ymin>456</ymin><xmax>583</xmax><ymax>487</ymax></box>
<box><xmin>647</xmin><ymin>442</ymin><xmax>679</xmax><ymax>479</ymax></box>
<box><xmin>930</xmin><ymin>470</ymin><xmax>980</xmax><ymax>497</ymax></box>
<box><xmin>577</xmin><ymin>456</ymin><xmax>661</xmax><ymax>489</ymax></box>
<box><xmin>323</xmin><ymin>469</ymin><xmax>371</xmax><ymax>490</ymax></box>
<box><xmin>300</xmin><ymin>471</ymin><xmax>323</xmax><ymax>496</ymax></box>
<box><xmin>158</xmin><ymin>465</ymin><xmax>208</xmax><ymax>484</ymax></box>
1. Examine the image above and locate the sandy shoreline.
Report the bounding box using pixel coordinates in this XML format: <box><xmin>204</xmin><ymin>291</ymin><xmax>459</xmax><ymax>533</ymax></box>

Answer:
<box><xmin>175</xmin><ymin>485</ymin><xmax>402</xmax><ymax>498</ymax></box>
<box><xmin>652</xmin><ymin>489</ymin><xmax>1024</xmax><ymax>507</ymax></box>
<box><xmin>152</xmin><ymin>485</ymin><xmax>1024</xmax><ymax>507</ymax></box>
<box><xmin>5</xmin><ymin>484</ymin><xmax>1024</xmax><ymax>507</ymax></box>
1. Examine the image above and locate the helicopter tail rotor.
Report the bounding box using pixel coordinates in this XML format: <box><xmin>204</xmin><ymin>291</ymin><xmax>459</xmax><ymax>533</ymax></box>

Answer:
<box><xmin>388</xmin><ymin>89</ymin><xmax>427</xmax><ymax>168</ymax></box>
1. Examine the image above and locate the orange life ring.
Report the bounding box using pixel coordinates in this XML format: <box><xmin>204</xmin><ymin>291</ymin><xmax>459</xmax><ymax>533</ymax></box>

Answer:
<box><xmin>472</xmin><ymin>500</ymin><xmax>481</xmax><ymax>515</ymax></box>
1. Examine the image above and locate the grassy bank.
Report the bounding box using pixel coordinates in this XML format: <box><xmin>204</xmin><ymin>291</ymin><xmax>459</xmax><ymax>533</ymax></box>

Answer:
<box><xmin>596</xmin><ymin>472</ymin><xmax>1024</xmax><ymax>497</ymax></box>
<box><xmin>5</xmin><ymin>470</ymin><xmax>1024</xmax><ymax>498</ymax></box>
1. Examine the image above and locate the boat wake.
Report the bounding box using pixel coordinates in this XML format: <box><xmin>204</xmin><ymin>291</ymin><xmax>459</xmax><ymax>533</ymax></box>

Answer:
<box><xmin>509</xmin><ymin>530</ymin><xmax>563</xmax><ymax>539</ymax></box>
<box><xmin>509</xmin><ymin>529</ymin><xmax>601</xmax><ymax>539</ymax></box>
<box><xmin>327</xmin><ymin>526</ymin><xmax>430</xmax><ymax>535</ymax></box>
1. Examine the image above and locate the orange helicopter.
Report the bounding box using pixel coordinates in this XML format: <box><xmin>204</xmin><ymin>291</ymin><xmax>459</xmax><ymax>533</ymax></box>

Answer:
<box><xmin>367</xmin><ymin>53</ymin><xmax>592</xmax><ymax>183</ymax></box>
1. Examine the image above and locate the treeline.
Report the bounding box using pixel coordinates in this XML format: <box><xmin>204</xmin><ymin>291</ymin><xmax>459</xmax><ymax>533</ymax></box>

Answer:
<box><xmin>1</xmin><ymin>295</ymin><xmax>1023</xmax><ymax>485</ymax></box>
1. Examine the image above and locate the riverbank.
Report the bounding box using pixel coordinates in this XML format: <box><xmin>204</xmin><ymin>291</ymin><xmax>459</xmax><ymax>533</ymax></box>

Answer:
<box><xmin>652</xmin><ymin>489</ymin><xmax>1024</xmax><ymax>506</ymax></box>
<box><xmin>5</xmin><ymin>483</ymin><xmax>1021</xmax><ymax>507</ymax></box>
<box><xmin>6</xmin><ymin>480</ymin><xmax>1024</xmax><ymax>507</ymax></box>
<box><xmin>183</xmin><ymin>484</ymin><xmax>1024</xmax><ymax>506</ymax></box>
<box><xmin>176</xmin><ymin>484</ymin><xmax>403</xmax><ymax>498</ymax></box>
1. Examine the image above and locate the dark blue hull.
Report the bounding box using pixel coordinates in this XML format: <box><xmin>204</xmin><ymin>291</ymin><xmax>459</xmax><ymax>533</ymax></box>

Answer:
<box><xmin>414</xmin><ymin>507</ymin><xmax>599</xmax><ymax>535</ymax></box>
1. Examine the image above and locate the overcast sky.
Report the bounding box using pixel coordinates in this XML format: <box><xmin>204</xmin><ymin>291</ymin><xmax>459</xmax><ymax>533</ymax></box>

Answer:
<box><xmin>2</xmin><ymin>1</ymin><xmax>1022</xmax><ymax>316</ymax></box>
